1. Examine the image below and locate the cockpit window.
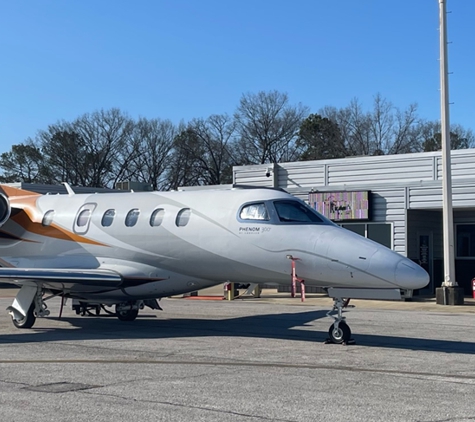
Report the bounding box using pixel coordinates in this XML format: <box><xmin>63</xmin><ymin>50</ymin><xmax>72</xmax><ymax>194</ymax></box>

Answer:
<box><xmin>240</xmin><ymin>203</ymin><xmax>269</xmax><ymax>221</ymax></box>
<box><xmin>274</xmin><ymin>200</ymin><xmax>324</xmax><ymax>223</ymax></box>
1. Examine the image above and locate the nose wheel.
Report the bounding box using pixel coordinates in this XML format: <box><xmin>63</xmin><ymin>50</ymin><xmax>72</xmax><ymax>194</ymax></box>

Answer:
<box><xmin>325</xmin><ymin>297</ymin><xmax>355</xmax><ymax>345</ymax></box>
<box><xmin>328</xmin><ymin>321</ymin><xmax>351</xmax><ymax>344</ymax></box>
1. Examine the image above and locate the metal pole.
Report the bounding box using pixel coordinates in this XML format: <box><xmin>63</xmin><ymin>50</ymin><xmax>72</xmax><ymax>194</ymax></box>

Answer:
<box><xmin>439</xmin><ymin>0</ymin><xmax>456</xmax><ymax>287</ymax></box>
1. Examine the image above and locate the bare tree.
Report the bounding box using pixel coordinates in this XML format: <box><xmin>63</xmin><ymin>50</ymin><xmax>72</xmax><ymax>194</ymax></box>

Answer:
<box><xmin>321</xmin><ymin>100</ymin><xmax>372</xmax><ymax>156</ymax></box>
<box><xmin>39</xmin><ymin>108</ymin><xmax>134</xmax><ymax>187</ymax></box>
<box><xmin>167</xmin><ymin>123</ymin><xmax>202</xmax><ymax>190</ymax></box>
<box><xmin>0</xmin><ymin>140</ymin><xmax>50</xmax><ymax>183</ymax></box>
<box><xmin>321</xmin><ymin>94</ymin><xmax>423</xmax><ymax>156</ymax></box>
<box><xmin>234</xmin><ymin>91</ymin><xmax>309</xmax><ymax>164</ymax></box>
<box><xmin>127</xmin><ymin>118</ymin><xmax>177</xmax><ymax>190</ymax></box>
<box><xmin>167</xmin><ymin>114</ymin><xmax>237</xmax><ymax>188</ymax></box>
<box><xmin>421</xmin><ymin>121</ymin><xmax>475</xmax><ymax>151</ymax></box>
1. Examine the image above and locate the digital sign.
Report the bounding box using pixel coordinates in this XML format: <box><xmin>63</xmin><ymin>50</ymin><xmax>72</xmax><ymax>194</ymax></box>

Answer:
<box><xmin>308</xmin><ymin>191</ymin><xmax>370</xmax><ymax>221</ymax></box>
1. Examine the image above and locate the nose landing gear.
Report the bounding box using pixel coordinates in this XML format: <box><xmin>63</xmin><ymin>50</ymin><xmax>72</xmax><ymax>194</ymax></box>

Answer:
<box><xmin>325</xmin><ymin>297</ymin><xmax>355</xmax><ymax>345</ymax></box>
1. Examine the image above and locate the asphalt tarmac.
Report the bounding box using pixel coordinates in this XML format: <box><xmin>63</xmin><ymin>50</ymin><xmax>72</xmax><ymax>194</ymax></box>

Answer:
<box><xmin>1</xmin><ymin>289</ymin><xmax>475</xmax><ymax>422</ymax></box>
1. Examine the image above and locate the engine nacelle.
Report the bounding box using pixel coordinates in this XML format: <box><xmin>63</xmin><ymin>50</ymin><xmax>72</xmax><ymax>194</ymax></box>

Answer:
<box><xmin>0</xmin><ymin>193</ymin><xmax>11</xmax><ymax>227</ymax></box>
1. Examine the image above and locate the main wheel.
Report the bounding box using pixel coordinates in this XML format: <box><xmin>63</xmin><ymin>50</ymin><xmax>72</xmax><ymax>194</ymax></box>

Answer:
<box><xmin>116</xmin><ymin>306</ymin><xmax>139</xmax><ymax>322</ymax></box>
<box><xmin>12</xmin><ymin>303</ymin><xmax>36</xmax><ymax>329</ymax></box>
<box><xmin>328</xmin><ymin>321</ymin><xmax>351</xmax><ymax>344</ymax></box>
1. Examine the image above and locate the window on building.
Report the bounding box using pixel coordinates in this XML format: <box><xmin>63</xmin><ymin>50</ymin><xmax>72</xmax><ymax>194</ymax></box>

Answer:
<box><xmin>456</xmin><ymin>224</ymin><xmax>475</xmax><ymax>258</ymax></box>
<box><xmin>341</xmin><ymin>223</ymin><xmax>392</xmax><ymax>249</ymax></box>
<box><xmin>176</xmin><ymin>208</ymin><xmax>191</xmax><ymax>227</ymax></box>
<box><xmin>42</xmin><ymin>210</ymin><xmax>55</xmax><ymax>226</ymax></box>
<box><xmin>240</xmin><ymin>203</ymin><xmax>269</xmax><ymax>221</ymax></box>
<box><xmin>341</xmin><ymin>224</ymin><xmax>365</xmax><ymax>237</ymax></box>
<box><xmin>101</xmin><ymin>209</ymin><xmax>115</xmax><ymax>227</ymax></box>
<box><xmin>367</xmin><ymin>224</ymin><xmax>391</xmax><ymax>248</ymax></box>
<box><xmin>125</xmin><ymin>209</ymin><xmax>140</xmax><ymax>227</ymax></box>
<box><xmin>150</xmin><ymin>208</ymin><xmax>165</xmax><ymax>227</ymax></box>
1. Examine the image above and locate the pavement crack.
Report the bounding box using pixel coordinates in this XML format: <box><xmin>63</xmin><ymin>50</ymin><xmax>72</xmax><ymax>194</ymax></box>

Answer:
<box><xmin>417</xmin><ymin>417</ymin><xmax>475</xmax><ymax>422</ymax></box>
<box><xmin>83</xmin><ymin>390</ymin><xmax>295</xmax><ymax>421</ymax></box>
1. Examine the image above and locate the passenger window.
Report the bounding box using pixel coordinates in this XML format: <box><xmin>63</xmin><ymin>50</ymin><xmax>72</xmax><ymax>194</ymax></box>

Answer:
<box><xmin>74</xmin><ymin>203</ymin><xmax>96</xmax><ymax>234</ymax></box>
<box><xmin>125</xmin><ymin>209</ymin><xmax>140</xmax><ymax>227</ymax></box>
<box><xmin>240</xmin><ymin>203</ymin><xmax>269</xmax><ymax>221</ymax></box>
<box><xmin>102</xmin><ymin>209</ymin><xmax>115</xmax><ymax>227</ymax></box>
<box><xmin>150</xmin><ymin>208</ymin><xmax>165</xmax><ymax>227</ymax></box>
<box><xmin>42</xmin><ymin>210</ymin><xmax>55</xmax><ymax>226</ymax></box>
<box><xmin>77</xmin><ymin>209</ymin><xmax>91</xmax><ymax>227</ymax></box>
<box><xmin>176</xmin><ymin>208</ymin><xmax>191</xmax><ymax>227</ymax></box>
<box><xmin>274</xmin><ymin>200</ymin><xmax>323</xmax><ymax>223</ymax></box>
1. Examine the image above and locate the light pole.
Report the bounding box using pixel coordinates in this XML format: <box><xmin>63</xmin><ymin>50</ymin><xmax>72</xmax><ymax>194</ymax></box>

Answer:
<box><xmin>436</xmin><ymin>0</ymin><xmax>464</xmax><ymax>305</ymax></box>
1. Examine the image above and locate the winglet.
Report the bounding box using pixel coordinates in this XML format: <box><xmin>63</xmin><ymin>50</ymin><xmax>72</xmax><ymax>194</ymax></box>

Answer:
<box><xmin>62</xmin><ymin>182</ymin><xmax>75</xmax><ymax>196</ymax></box>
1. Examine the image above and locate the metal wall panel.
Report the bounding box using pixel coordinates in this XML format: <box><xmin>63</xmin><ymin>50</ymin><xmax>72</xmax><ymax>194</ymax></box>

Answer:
<box><xmin>276</xmin><ymin>163</ymin><xmax>325</xmax><ymax>188</ymax></box>
<box><xmin>233</xmin><ymin>164</ymin><xmax>274</xmax><ymax>187</ymax></box>
<box><xmin>436</xmin><ymin>151</ymin><xmax>475</xmax><ymax>180</ymax></box>
<box><xmin>327</xmin><ymin>158</ymin><xmax>434</xmax><ymax>185</ymax></box>
<box><xmin>234</xmin><ymin>149</ymin><xmax>475</xmax><ymax>190</ymax></box>
<box><xmin>409</xmin><ymin>183</ymin><xmax>475</xmax><ymax>209</ymax></box>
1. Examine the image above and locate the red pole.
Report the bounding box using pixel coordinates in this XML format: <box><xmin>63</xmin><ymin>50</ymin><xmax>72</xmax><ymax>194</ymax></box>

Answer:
<box><xmin>290</xmin><ymin>260</ymin><xmax>296</xmax><ymax>298</ymax></box>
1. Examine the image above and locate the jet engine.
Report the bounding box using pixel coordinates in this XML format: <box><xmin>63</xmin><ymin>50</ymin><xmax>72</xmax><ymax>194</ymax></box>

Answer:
<box><xmin>0</xmin><ymin>193</ymin><xmax>11</xmax><ymax>227</ymax></box>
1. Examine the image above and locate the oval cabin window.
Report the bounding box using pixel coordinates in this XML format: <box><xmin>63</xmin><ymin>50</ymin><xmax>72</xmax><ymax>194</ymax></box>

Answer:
<box><xmin>175</xmin><ymin>208</ymin><xmax>191</xmax><ymax>227</ymax></box>
<box><xmin>125</xmin><ymin>209</ymin><xmax>140</xmax><ymax>227</ymax></box>
<box><xmin>150</xmin><ymin>208</ymin><xmax>165</xmax><ymax>227</ymax></box>
<box><xmin>77</xmin><ymin>209</ymin><xmax>91</xmax><ymax>227</ymax></box>
<box><xmin>102</xmin><ymin>209</ymin><xmax>115</xmax><ymax>227</ymax></box>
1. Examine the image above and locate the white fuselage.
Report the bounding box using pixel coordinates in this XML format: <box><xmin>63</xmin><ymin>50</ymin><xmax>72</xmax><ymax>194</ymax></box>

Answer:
<box><xmin>0</xmin><ymin>188</ymin><xmax>429</xmax><ymax>301</ymax></box>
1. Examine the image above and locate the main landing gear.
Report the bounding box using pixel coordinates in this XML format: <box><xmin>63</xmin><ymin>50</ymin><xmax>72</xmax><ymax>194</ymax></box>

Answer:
<box><xmin>325</xmin><ymin>297</ymin><xmax>355</xmax><ymax>345</ymax></box>
<box><xmin>72</xmin><ymin>299</ymin><xmax>162</xmax><ymax>322</ymax></box>
<box><xmin>7</xmin><ymin>285</ymin><xmax>51</xmax><ymax>329</ymax></box>
<box><xmin>7</xmin><ymin>284</ymin><xmax>164</xmax><ymax>329</ymax></box>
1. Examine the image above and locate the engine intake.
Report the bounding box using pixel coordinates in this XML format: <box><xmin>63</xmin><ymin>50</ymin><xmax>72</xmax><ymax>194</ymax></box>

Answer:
<box><xmin>0</xmin><ymin>193</ymin><xmax>12</xmax><ymax>227</ymax></box>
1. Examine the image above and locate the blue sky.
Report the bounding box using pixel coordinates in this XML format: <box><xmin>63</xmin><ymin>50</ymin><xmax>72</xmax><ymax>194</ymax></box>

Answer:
<box><xmin>1</xmin><ymin>0</ymin><xmax>474</xmax><ymax>154</ymax></box>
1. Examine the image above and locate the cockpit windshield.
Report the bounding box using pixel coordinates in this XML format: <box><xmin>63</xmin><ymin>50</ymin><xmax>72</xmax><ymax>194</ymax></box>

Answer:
<box><xmin>240</xmin><ymin>203</ymin><xmax>269</xmax><ymax>221</ymax></box>
<box><xmin>273</xmin><ymin>200</ymin><xmax>324</xmax><ymax>223</ymax></box>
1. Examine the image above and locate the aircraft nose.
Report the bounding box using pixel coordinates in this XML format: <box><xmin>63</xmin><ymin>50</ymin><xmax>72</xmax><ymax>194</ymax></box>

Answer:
<box><xmin>395</xmin><ymin>260</ymin><xmax>429</xmax><ymax>290</ymax></box>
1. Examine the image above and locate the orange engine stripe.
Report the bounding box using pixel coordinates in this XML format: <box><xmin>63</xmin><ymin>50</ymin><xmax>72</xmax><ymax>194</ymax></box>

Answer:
<box><xmin>11</xmin><ymin>210</ymin><xmax>107</xmax><ymax>246</ymax></box>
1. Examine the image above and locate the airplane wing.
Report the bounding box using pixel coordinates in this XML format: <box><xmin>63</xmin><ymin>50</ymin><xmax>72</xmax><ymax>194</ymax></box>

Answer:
<box><xmin>0</xmin><ymin>267</ymin><xmax>158</xmax><ymax>291</ymax></box>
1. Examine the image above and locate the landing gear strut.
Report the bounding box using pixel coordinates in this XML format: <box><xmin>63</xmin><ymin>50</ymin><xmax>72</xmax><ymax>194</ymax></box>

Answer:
<box><xmin>326</xmin><ymin>297</ymin><xmax>354</xmax><ymax>345</ymax></box>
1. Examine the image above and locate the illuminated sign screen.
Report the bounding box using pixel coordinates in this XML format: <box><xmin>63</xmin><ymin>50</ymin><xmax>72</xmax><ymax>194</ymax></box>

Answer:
<box><xmin>308</xmin><ymin>191</ymin><xmax>370</xmax><ymax>221</ymax></box>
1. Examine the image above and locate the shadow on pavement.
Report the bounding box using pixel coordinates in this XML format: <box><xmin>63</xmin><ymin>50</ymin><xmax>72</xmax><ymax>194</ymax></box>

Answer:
<box><xmin>1</xmin><ymin>308</ymin><xmax>475</xmax><ymax>355</ymax></box>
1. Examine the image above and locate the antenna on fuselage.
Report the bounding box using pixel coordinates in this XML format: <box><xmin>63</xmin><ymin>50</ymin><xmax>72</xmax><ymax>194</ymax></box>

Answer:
<box><xmin>62</xmin><ymin>182</ymin><xmax>75</xmax><ymax>196</ymax></box>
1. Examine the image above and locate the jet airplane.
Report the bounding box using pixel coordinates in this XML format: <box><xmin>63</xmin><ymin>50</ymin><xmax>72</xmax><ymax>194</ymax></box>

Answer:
<box><xmin>0</xmin><ymin>184</ymin><xmax>428</xmax><ymax>344</ymax></box>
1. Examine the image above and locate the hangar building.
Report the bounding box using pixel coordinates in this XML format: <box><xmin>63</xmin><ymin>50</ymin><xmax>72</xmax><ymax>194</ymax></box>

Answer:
<box><xmin>232</xmin><ymin>148</ymin><xmax>475</xmax><ymax>296</ymax></box>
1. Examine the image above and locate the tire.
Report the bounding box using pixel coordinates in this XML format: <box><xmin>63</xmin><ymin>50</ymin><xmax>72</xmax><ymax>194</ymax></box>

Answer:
<box><xmin>116</xmin><ymin>306</ymin><xmax>139</xmax><ymax>322</ymax></box>
<box><xmin>328</xmin><ymin>321</ymin><xmax>351</xmax><ymax>344</ymax></box>
<box><xmin>12</xmin><ymin>304</ymin><xmax>36</xmax><ymax>329</ymax></box>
